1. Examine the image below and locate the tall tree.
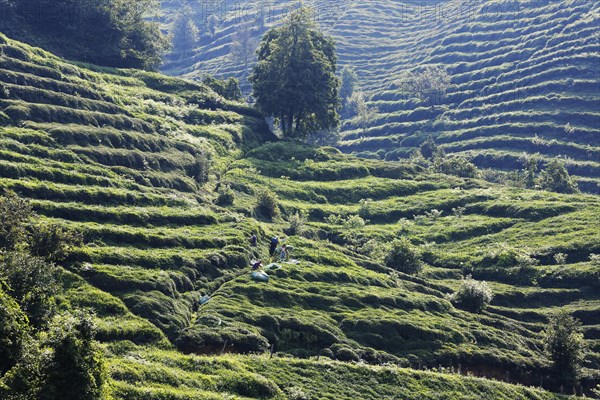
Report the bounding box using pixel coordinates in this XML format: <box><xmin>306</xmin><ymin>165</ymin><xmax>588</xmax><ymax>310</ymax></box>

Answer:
<box><xmin>543</xmin><ymin>311</ymin><xmax>585</xmax><ymax>386</ymax></box>
<box><xmin>339</xmin><ymin>66</ymin><xmax>358</xmax><ymax>104</ymax></box>
<box><xmin>348</xmin><ymin>90</ymin><xmax>377</xmax><ymax>134</ymax></box>
<box><xmin>171</xmin><ymin>5</ymin><xmax>200</xmax><ymax>53</ymax></box>
<box><xmin>230</xmin><ymin>24</ymin><xmax>258</xmax><ymax>75</ymax></box>
<box><xmin>398</xmin><ymin>65</ymin><xmax>451</xmax><ymax>105</ymax></box>
<box><xmin>250</xmin><ymin>7</ymin><xmax>340</xmax><ymax>138</ymax></box>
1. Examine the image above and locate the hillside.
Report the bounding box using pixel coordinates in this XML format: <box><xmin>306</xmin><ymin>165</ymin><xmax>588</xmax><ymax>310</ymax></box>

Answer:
<box><xmin>0</xmin><ymin>33</ymin><xmax>599</xmax><ymax>399</ymax></box>
<box><xmin>160</xmin><ymin>0</ymin><xmax>600</xmax><ymax>192</ymax></box>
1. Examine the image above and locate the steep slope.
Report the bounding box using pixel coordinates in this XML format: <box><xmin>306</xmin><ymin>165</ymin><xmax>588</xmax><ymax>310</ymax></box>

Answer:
<box><xmin>0</xmin><ymin>34</ymin><xmax>597</xmax><ymax>398</ymax></box>
<box><xmin>160</xmin><ymin>0</ymin><xmax>600</xmax><ymax>192</ymax></box>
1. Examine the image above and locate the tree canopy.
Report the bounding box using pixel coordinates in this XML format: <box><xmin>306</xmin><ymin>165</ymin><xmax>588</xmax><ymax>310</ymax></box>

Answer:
<box><xmin>171</xmin><ymin>5</ymin><xmax>200</xmax><ymax>53</ymax></box>
<box><xmin>250</xmin><ymin>7</ymin><xmax>340</xmax><ymax>138</ymax></box>
<box><xmin>3</xmin><ymin>0</ymin><xmax>169</xmax><ymax>70</ymax></box>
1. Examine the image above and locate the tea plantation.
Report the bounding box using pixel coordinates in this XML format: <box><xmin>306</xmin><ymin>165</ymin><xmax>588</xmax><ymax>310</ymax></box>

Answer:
<box><xmin>161</xmin><ymin>0</ymin><xmax>600</xmax><ymax>192</ymax></box>
<box><xmin>0</xmin><ymin>33</ymin><xmax>598</xmax><ymax>398</ymax></box>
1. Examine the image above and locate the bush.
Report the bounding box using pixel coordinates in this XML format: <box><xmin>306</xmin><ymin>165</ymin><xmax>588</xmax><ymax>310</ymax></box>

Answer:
<box><xmin>2</xmin><ymin>311</ymin><xmax>106</xmax><ymax>400</ymax></box>
<box><xmin>335</xmin><ymin>347</ymin><xmax>360</xmax><ymax>362</ymax></box>
<box><xmin>255</xmin><ymin>189</ymin><xmax>279</xmax><ymax>220</ymax></box>
<box><xmin>384</xmin><ymin>237</ymin><xmax>423</xmax><ymax>275</ymax></box>
<box><xmin>29</xmin><ymin>224</ymin><xmax>82</xmax><ymax>263</ymax></box>
<box><xmin>0</xmin><ymin>285</ymin><xmax>29</xmax><ymax>375</ymax></box>
<box><xmin>202</xmin><ymin>76</ymin><xmax>242</xmax><ymax>102</ymax></box>
<box><xmin>553</xmin><ymin>253</ymin><xmax>567</xmax><ymax>265</ymax></box>
<box><xmin>0</xmin><ymin>253</ymin><xmax>58</xmax><ymax>327</ymax></box>
<box><xmin>216</xmin><ymin>184</ymin><xmax>235</xmax><ymax>206</ymax></box>
<box><xmin>543</xmin><ymin>311</ymin><xmax>585</xmax><ymax>386</ymax></box>
<box><xmin>450</xmin><ymin>275</ymin><xmax>493</xmax><ymax>313</ymax></box>
<box><xmin>187</xmin><ymin>153</ymin><xmax>211</xmax><ymax>185</ymax></box>
<box><xmin>0</xmin><ymin>191</ymin><xmax>33</xmax><ymax>251</ymax></box>
<box><xmin>435</xmin><ymin>156</ymin><xmax>479</xmax><ymax>178</ymax></box>
<box><xmin>537</xmin><ymin>159</ymin><xmax>579</xmax><ymax>194</ymax></box>
<box><xmin>286</xmin><ymin>212</ymin><xmax>307</xmax><ymax>236</ymax></box>
<box><xmin>38</xmin><ymin>312</ymin><xmax>106</xmax><ymax>400</ymax></box>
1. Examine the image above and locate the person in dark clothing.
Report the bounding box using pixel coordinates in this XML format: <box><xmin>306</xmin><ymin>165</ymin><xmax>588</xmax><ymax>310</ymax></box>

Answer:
<box><xmin>269</xmin><ymin>236</ymin><xmax>279</xmax><ymax>256</ymax></box>
<box><xmin>249</xmin><ymin>233</ymin><xmax>258</xmax><ymax>247</ymax></box>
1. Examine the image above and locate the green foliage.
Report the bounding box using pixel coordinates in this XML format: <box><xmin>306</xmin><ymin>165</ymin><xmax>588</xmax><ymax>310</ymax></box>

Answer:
<box><xmin>0</xmin><ymin>285</ymin><xmax>29</xmax><ymax>375</ymax></box>
<box><xmin>286</xmin><ymin>211</ymin><xmax>307</xmax><ymax>236</ymax></box>
<box><xmin>0</xmin><ymin>253</ymin><xmax>58</xmax><ymax>327</ymax></box>
<box><xmin>29</xmin><ymin>223</ymin><xmax>82</xmax><ymax>262</ymax></box>
<box><xmin>3</xmin><ymin>312</ymin><xmax>106</xmax><ymax>400</ymax></box>
<box><xmin>543</xmin><ymin>311</ymin><xmax>585</xmax><ymax>386</ymax></box>
<box><xmin>340</xmin><ymin>66</ymin><xmax>358</xmax><ymax>108</ymax></box>
<box><xmin>255</xmin><ymin>189</ymin><xmax>279</xmax><ymax>220</ymax></box>
<box><xmin>419</xmin><ymin>136</ymin><xmax>438</xmax><ymax>160</ymax></box>
<box><xmin>553</xmin><ymin>253</ymin><xmax>567</xmax><ymax>265</ymax></box>
<box><xmin>37</xmin><ymin>311</ymin><xmax>106</xmax><ymax>400</ymax></box>
<box><xmin>202</xmin><ymin>76</ymin><xmax>243</xmax><ymax>102</ymax></box>
<box><xmin>230</xmin><ymin>25</ymin><xmax>259</xmax><ymax>72</ymax></box>
<box><xmin>187</xmin><ymin>152</ymin><xmax>211</xmax><ymax>185</ymax></box>
<box><xmin>216</xmin><ymin>183</ymin><xmax>235</xmax><ymax>206</ymax></box>
<box><xmin>171</xmin><ymin>5</ymin><xmax>200</xmax><ymax>52</ymax></box>
<box><xmin>251</xmin><ymin>7</ymin><xmax>340</xmax><ymax>137</ymax></box>
<box><xmin>384</xmin><ymin>237</ymin><xmax>423</xmax><ymax>275</ymax></box>
<box><xmin>4</xmin><ymin>0</ymin><xmax>169</xmax><ymax>69</ymax></box>
<box><xmin>0</xmin><ymin>190</ymin><xmax>33</xmax><ymax>250</ymax></box>
<box><xmin>450</xmin><ymin>276</ymin><xmax>493</xmax><ymax>313</ymax></box>
<box><xmin>347</xmin><ymin>91</ymin><xmax>377</xmax><ymax>132</ymax></box>
<box><xmin>0</xmin><ymin>27</ymin><xmax>598</xmax><ymax>399</ymax></box>
<box><xmin>537</xmin><ymin>159</ymin><xmax>579</xmax><ymax>194</ymax></box>
<box><xmin>435</xmin><ymin>156</ymin><xmax>479</xmax><ymax>178</ymax></box>
<box><xmin>397</xmin><ymin>66</ymin><xmax>451</xmax><ymax>105</ymax></box>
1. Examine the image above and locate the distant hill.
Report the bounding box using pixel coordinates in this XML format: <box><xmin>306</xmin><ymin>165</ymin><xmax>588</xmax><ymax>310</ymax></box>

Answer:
<box><xmin>160</xmin><ymin>0</ymin><xmax>600</xmax><ymax>192</ymax></box>
<box><xmin>0</xmin><ymin>33</ymin><xmax>598</xmax><ymax>397</ymax></box>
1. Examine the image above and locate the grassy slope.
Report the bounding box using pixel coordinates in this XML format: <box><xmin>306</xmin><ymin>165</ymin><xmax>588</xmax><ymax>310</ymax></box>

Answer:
<box><xmin>160</xmin><ymin>0</ymin><xmax>600</xmax><ymax>192</ymax></box>
<box><xmin>0</xmin><ymin>34</ymin><xmax>596</xmax><ymax>398</ymax></box>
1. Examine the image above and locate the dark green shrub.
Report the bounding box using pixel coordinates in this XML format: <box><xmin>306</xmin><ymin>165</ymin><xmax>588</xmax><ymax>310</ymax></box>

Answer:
<box><xmin>2</xmin><ymin>311</ymin><xmax>105</xmax><ymax>400</ymax></box>
<box><xmin>285</xmin><ymin>212</ymin><xmax>307</xmax><ymax>236</ymax></box>
<box><xmin>187</xmin><ymin>152</ymin><xmax>211</xmax><ymax>184</ymax></box>
<box><xmin>0</xmin><ymin>253</ymin><xmax>57</xmax><ymax>327</ymax></box>
<box><xmin>435</xmin><ymin>156</ymin><xmax>479</xmax><ymax>178</ymax></box>
<box><xmin>37</xmin><ymin>311</ymin><xmax>106</xmax><ymax>400</ymax></box>
<box><xmin>543</xmin><ymin>311</ymin><xmax>585</xmax><ymax>386</ymax></box>
<box><xmin>202</xmin><ymin>76</ymin><xmax>243</xmax><ymax>101</ymax></box>
<box><xmin>255</xmin><ymin>189</ymin><xmax>279</xmax><ymax>220</ymax></box>
<box><xmin>28</xmin><ymin>224</ymin><xmax>82</xmax><ymax>262</ymax></box>
<box><xmin>335</xmin><ymin>347</ymin><xmax>360</xmax><ymax>362</ymax></box>
<box><xmin>419</xmin><ymin>136</ymin><xmax>438</xmax><ymax>160</ymax></box>
<box><xmin>450</xmin><ymin>276</ymin><xmax>493</xmax><ymax>313</ymax></box>
<box><xmin>0</xmin><ymin>285</ymin><xmax>29</xmax><ymax>375</ymax></box>
<box><xmin>0</xmin><ymin>191</ymin><xmax>33</xmax><ymax>250</ymax></box>
<box><xmin>319</xmin><ymin>348</ymin><xmax>335</xmax><ymax>359</ymax></box>
<box><xmin>384</xmin><ymin>237</ymin><xmax>423</xmax><ymax>275</ymax></box>
<box><xmin>216</xmin><ymin>184</ymin><xmax>235</xmax><ymax>206</ymax></box>
<box><xmin>537</xmin><ymin>159</ymin><xmax>579</xmax><ymax>194</ymax></box>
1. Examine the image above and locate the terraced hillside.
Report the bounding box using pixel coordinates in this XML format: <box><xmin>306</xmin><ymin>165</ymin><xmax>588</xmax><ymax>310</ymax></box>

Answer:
<box><xmin>0</xmin><ymin>33</ymin><xmax>598</xmax><ymax>398</ymax></box>
<box><xmin>160</xmin><ymin>0</ymin><xmax>600</xmax><ymax>192</ymax></box>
